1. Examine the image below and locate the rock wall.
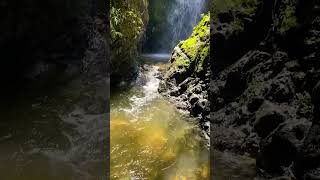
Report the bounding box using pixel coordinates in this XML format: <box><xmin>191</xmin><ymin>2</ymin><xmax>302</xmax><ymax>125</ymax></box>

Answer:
<box><xmin>211</xmin><ymin>0</ymin><xmax>320</xmax><ymax>178</ymax></box>
<box><xmin>159</xmin><ymin>14</ymin><xmax>210</xmax><ymax>136</ymax></box>
<box><xmin>110</xmin><ymin>0</ymin><xmax>149</xmax><ymax>87</ymax></box>
<box><xmin>0</xmin><ymin>0</ymin><xmax>108</xmax><ymax>92</ymax></box>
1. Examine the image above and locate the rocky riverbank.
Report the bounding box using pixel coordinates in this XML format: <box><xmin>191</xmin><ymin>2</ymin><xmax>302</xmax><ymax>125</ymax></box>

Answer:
<box><xmin>158</xmin><ymin>14</ymin><xmax>211</xmax><ymax>138</ymax></box>
<box><xmin>211</xmin><ymin>0</ymin><xmax>320</xmax><ymax>179</ymax></box>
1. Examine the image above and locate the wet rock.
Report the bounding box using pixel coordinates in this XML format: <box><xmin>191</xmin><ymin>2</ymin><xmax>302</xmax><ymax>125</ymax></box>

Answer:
<box><xmin>254</xmin><ymin>102</ymin><xmax>286</xmax><ymax>138</ymax></box>
<box><xmin>211</xmin><ymin>0</ymin><xmax>320</xmax><ymax>178</ymax></box>
<box><xmin>268</xmin><ymin>73</ymin><xmax>295</xmax><ymax>103</ymax></box>
<box><xmin>191</xmin><ymin>99</ymin><xmax>207</xmax><ymax>116</ymax></box>
<box><xmin>189</xmin><ymin>94</ymin><xmax>199</xmax><ymax>105</ymax></box>
<box><xmin>158</xmin><ymin>14</ymin><xmax>210</xmax><ymax>134</ymax></box>
<box><xmin>248</xmin><ymin>96</ymin><xmax>265</xmax><ymax>113</ymax></box>
<box><xmin>258</xmin><ymin>134</ymin><xmax>297</xmax><ymax>174</ymax></box>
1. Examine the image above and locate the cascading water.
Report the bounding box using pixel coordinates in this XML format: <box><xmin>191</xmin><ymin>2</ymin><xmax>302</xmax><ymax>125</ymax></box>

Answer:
<box><xmin>166</xmin><ymin>0</ymin><xmax>207</xmax><ymax>51</ymax></box>
<box><xmin>144</xmin><ymin>0</ymin><xmax>207</xmax><ymax>53</ymax></box>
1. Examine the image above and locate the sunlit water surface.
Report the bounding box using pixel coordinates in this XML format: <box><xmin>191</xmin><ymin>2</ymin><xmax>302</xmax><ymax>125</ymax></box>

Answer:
<box><xmin>110</xmin><ymin>54</ymin><xmax>209</xmax><ymax>179</ymax></box>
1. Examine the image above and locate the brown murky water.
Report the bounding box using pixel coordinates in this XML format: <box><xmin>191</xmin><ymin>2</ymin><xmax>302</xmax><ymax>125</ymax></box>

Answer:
<box><xmin>110</xmin><ymin>54</ymin><xmax>209</xmax><ymax>180</ymax></box>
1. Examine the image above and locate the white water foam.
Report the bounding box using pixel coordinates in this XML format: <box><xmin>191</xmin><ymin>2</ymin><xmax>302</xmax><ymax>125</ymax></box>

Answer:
<box><xmin>123</xmin><ymin>66</ymin><xmax>161</xmax><ymax>120</ymax></box>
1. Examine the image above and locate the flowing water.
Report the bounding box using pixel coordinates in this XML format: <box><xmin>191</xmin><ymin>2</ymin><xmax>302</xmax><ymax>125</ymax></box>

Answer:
<box><xmin>110</xmin><ymin>54</ymin><xmax>209</xmax><ymax>180</ymax></box>
<box><xmin>166</xmin><ymin>0</ymin><xmax>207</xmax><ymax>51</ymax></box>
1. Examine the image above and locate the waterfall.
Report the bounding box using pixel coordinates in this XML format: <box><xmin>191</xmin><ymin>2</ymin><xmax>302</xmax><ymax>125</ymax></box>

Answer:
<box><xmin>166</xmin><ymin>0</ymin><xmax>207</xmax><ymax>52</ymax></box>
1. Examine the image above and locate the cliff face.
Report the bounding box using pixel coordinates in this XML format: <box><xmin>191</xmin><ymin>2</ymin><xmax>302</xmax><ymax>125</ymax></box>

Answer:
<box><xmin>211</xmin><ymin>0</ymin><xmax>320</xmax><ymax>178</ymax></box>
<box><xmin>110</xmin><ymin>0</ymin><xmax>149</xmax><ymax>87</ymax></box>
<box><xmin>0</xmin><ymin>0</ymin><xmax>108</xmax><ymax>92</ymax></box>
<box><xmin>159</xmin><ymin>14</ymin><xmax>211</xmax><ymax>136</ymax></box>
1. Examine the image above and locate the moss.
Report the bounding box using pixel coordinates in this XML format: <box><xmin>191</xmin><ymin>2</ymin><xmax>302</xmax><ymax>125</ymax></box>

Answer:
<box><xmin>111</xmin><ymin>7</ymin><xmax>144</xmax><ymax>42</ymax></box>
<box><xmin>180</xmin><ymin>14</ymin><xmax>210</xmax><ymax>60</ymax></box>
<box><xmin>197</xmin><ymin>45</ymin><xmax>210</xmax><ymax>73</ymax></box>
<box><xmin>110</xmin><ymin>0</ymin><xmax>149</xmax><ymax>85</ymax></box>
<box><xmin>213</xmin><ymin>0</ymin><xmax>260</xmax><ymax>16</ymax></box>
<box><xmin>212</xmin><ymin>0</ymin><xmax>261</xmax><ymax>33</ymax></box>
<box><xmin>165</xmin><ymin>13</ymin><xmax>210</xmax><ymax>80</ymax></box>
<box><xmin>277</xmin><ymin>6</ymin><xmax>297</xmax><ymax>33</ymax></box>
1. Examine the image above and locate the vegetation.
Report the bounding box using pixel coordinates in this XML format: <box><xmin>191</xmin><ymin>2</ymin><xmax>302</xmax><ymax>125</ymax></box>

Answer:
<box><xmin>165</xmin><ymin>13</ymin><xmax>210</xmax><ymax>80</ymax></box>
<box><xmin>274</xmin><ymin>2</ymin><xmax>298</xmax><ymax>34</ymax></box>
<box><xmin>110</xmin><ymin>0</ymin><xmax>149</xmax><ymax>86</ymax></box>
<box><xmin>212</xmin><ymin>0</ymin><xmax>299</xmax><ymax>35</ymax></box>
<box><xmin>212</xmin><ymin>0</ymin><xmax>261</xmax><ymax>33</ymax></box>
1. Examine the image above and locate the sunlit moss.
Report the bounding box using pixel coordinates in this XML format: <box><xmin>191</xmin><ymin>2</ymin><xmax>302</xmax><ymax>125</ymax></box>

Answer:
<box><xmin>197</xmin><ymin>45</ymin><xmax>210</xmax><ymax>73</ymax></box>
<box><xmin>167</xmin><ymin>13</ymin><xmax>210</xmax><ymax>78</ymax></box>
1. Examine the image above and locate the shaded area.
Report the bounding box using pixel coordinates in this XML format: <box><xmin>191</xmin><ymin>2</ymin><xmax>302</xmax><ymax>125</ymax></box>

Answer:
<box><xmin>0</xmin><ymin>0</ymin><xmax>109</xmax><ymax>179</ymax></box>
<box><xmin>211</xmin><ymin>0</ymin><xmax>320</xmax><ymax>179</ymax></box>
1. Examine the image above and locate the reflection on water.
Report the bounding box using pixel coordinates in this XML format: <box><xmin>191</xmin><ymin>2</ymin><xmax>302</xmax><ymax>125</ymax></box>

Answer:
<box><xmin>110</xmin><ymin>58</ymin><xmax>209</xmax><ymax>179</ymax></box>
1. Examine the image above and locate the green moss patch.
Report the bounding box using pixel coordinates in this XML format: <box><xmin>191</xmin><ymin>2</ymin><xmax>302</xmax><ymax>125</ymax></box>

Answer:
<box><xmin>165</xmin><ymin>13</ymin><xmax>210</xmax><ymax>80</ymax></box>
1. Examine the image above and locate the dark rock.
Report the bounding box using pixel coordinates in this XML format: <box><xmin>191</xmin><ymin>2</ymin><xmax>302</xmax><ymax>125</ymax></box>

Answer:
<box><xmin>254</xmin><ymin>102</ymin><xmax>286</xmax><ymax>138</ymax></box>
<box><xmin>224</xmin><ymin>70</ymin><xmax>247</xmax><ymax>102</ymax></box>
<box><xmin>169</xmin><ymin>88</ymin><xmax>180</xmax><ymax>97</ymax></box>
<box><xmin>218</xmin><ymin>11</ymin><xmax>234</xmax><ymax>23</ymax></box>
<box><xmin>211</xmin><ymin>0</ymin><xmax>320</xmax><ymax>178</ymax></box>
<box><xmin>258</xmin><ymin>134</ymin><xmax>297</xmax><ymax>174</ymax></box>
<box><xmin>189</xmin><ymin>94</ymin><xmax>199</xmax><ymax>105</ymax></box>
<box><xmin>268</xmin><ymin>73</ymin><xmax>295</xmax><ymax>103</ymax></box>
<box><xmin>191</xmin><ymin>99</ymin><xmax>207</xmax><ymax>116</ymax></box>
<box><xmin>304</xmin><ymin>168</ymin><xmax>320</xmax><ymax>180</ymax></box>
<box><xmin>248</xmin><ymin>96</ymin><xmax>265</xmax><ymax>113</ymax></box>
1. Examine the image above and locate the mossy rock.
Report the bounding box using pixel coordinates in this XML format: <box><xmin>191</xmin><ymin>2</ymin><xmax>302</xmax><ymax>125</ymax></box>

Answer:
<box><xmin>165</xmin><ymin>13</ymin><xmax>210</xmax><ymax>82</ymax></box>
<box><xmin>110</xmin><ymin>0</ymin><xmax>149</xmax><ymax>86</ymax></box>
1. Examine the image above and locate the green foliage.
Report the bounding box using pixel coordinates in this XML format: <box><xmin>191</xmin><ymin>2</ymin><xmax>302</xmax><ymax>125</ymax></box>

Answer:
<box><xmin>275</xmin><ymin>4</ymin><xmax>298</xmax><ymax>34</ymax></box>
<box><xmin>212</xmin><ymin>0</ymin><xmax>261</xmax><ymax>33</ymax></box>
<box><xmin>111</xmin><ymin>7</ymin><xmax>144</xmax><ymax>42</ymax></box>
<box><xmin>213</xmin><ymin>0</ymin><xmax>260</xmax><ymax>16</ymax></box>
<box><xmin>180</xmin><ymin>14</ymin><xmax>210</xmax><ymax>60</ymax></box>
<box><xmin>110</xmin><ymin>0</ymin><xmax>149</xmax><ymax>84</ymax></box>
<box><xmin>166</xmin><ymin>13</ymin><xmax>210</xmax><ymax>78</ymax></box>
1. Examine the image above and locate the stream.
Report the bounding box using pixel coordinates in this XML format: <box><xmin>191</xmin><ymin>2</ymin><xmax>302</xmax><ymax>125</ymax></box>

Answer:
<box><xmin>110</xmin><ymin>54</ymin><xmax>209</xmax><ymax>179</ymax></box>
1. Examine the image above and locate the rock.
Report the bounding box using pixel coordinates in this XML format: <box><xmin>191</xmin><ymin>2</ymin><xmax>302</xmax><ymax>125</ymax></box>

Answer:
<box><xmin>191</xmin><ymin>99</ymin><xmax>207</xmax><ymax>116</ymax></box>
<box><xmin>158</xmin><ymin>14</ymin><xmax>210</xmax><ymax>129</ymax></box>
<box><xmin>268</xmin><ymin>73</ymin><xmax>295</xmax><ymax>103</ymax></box>
<box><xmin>254</xmin><ymin>102</ymin><xmax>286</xmax><ymax>138</ymax></box>
<box><xmin>304</xmin><ymin>168</ymin><xmax>320</xmax><ymax>180</ymax></box>
<box><xmin>189</xmin><ymin>94</ymin><xmax>199</xmax><ymax>105</ymax></box>
<box><xmin>211</xmin><ymin>0</ymin><xmax>320</xmax><ymax>178</ymax></box>
<box><xmin>248</xmin><ymin>96</ymin><xmax>265</xmax><ymax>113</ymax></box>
